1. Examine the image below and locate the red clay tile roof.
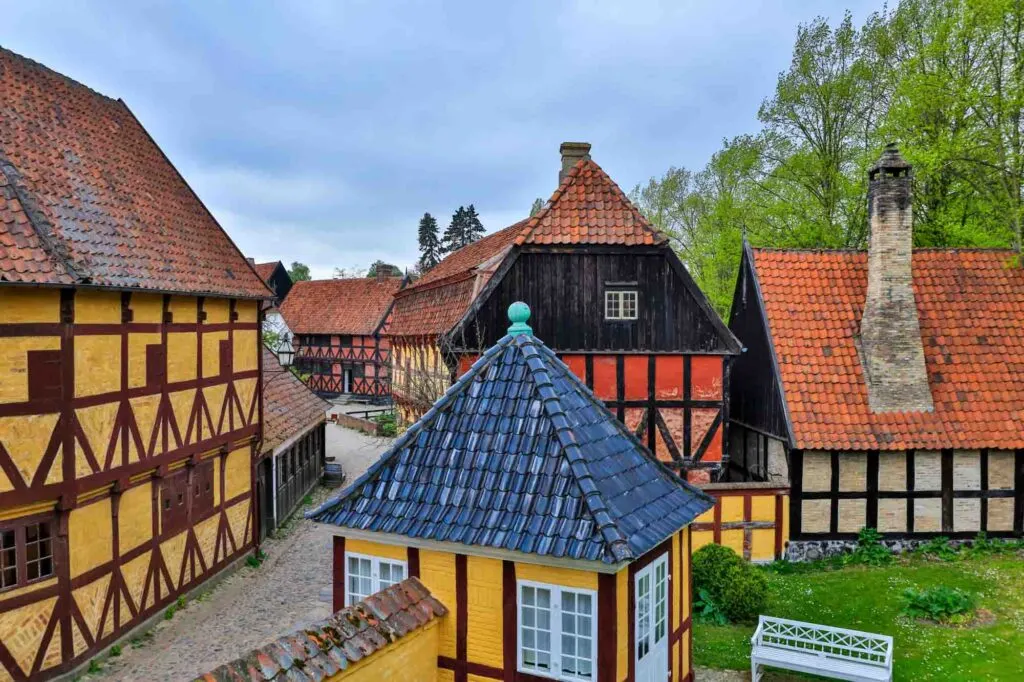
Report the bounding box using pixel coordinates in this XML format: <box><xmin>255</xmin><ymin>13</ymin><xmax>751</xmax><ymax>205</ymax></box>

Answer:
<box><xmin>262</xmin><ymin>346</ymin><xmax>329</xmax><ymax>453</ymax></box>
<box><xmin>0</xmin><ymin>48</ymin><xmax>269</xmax><ymax>298</ymax></box>
<box><xmin>516</xmin><ymin>158</ymin><xmax>665</xmax><ymax>246</ymax></box>
<box><xmin>280</xmin><ymin>277</ymin><xmax>403</xmax><ymax>335</ymax></box>
<box><xmin>389</xmin><ymin>276</ymin><xmax>479</xmax><ymax>338</ymax></box>
<box><xmin>253</xmin><ymin>261</ymin><xmax>281</xmax><ymax>284</ymax></box>
<box><xmin>388</xmin><ymin>157</ymin><xmax>667</xmax><ymax>338</ymax></box>
<box><xmin>195</xmin><ymin>577</ymin><xmax>447</xmax><ymax>682</ymax></box>
<box><xmin>753</xmin><ymin>248</ymin><xmax>1024</xmax><ymax>450</ymax></box>
<box><xmin>414</xmin><ymin>219</ymin><xmax>525</xmax><ymax>290</ymax></box>
<box><xmin>388</xmin><ymin>221</ymin><xmax>523</xmax><ymax>338</ymax></box>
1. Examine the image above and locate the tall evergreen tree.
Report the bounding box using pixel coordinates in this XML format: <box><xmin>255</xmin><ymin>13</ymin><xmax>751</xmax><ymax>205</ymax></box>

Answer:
<box><xmin>529</xmin><ymin>198</ymin><xmax>545</xmax><ymax>216</ymax></box>
<box><xmin>464</xmin><ymin>204</ymin><xmax>485</xmax><ymax>244</ymax></box>
<box><xmin>441</xmin><ymin>206</ymin><xmax>467</xmax><ymax>253</ymax></box>
<box><xmin>417</xmin><ymin>212</ymin><xmax>441</xmax><ymax>271</ymax></box>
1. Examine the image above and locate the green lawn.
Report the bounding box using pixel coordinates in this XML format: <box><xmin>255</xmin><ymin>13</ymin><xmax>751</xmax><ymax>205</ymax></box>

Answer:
<box><xmin>694</xmin><ymin>554</ymin><xmax>1024</xmax><ymax>681</ymax></box>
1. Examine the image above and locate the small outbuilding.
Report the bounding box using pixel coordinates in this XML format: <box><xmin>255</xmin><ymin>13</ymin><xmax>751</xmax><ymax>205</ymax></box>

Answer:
<box><xmin>257</xmin><ymin>346</ymin><xmax>331</xmax><ymax>538</ymax></box>
<box><xmin>310</xmin><ymin>303</ymin><xmax>714</xmax><ymax>682</ymax></box>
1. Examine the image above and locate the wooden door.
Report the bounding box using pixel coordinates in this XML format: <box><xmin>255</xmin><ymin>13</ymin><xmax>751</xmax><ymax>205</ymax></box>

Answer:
<box><xmin>635</xmin><ymin>552</ymin><xmax>670</xmax><ymax>682</ymax></box>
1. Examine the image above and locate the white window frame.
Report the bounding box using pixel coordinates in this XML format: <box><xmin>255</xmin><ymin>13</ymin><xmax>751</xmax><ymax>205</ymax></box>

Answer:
<box><xmin>605</xmin><ymin>290</ymin><xmax>638</xmax><ymax>320</ymax></box>
<box><xmin>345</xmin><ymin>552</ymin><xmax>407</xmax><ymax>606</ymax></box>
<box><xmin>517</xmin><ymin>579</ymin><xmax>598</xmax><ymax>682</ymax></box>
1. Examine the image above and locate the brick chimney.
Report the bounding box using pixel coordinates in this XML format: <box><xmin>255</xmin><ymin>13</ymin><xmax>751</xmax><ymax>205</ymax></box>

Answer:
<box><xmin>559</xmin><ymin>142</ymin><xmax>591</xmax><ymax>184</ymax></box>
<box><xmin>859</xmin><ymin>144</ymin><xmax>933</xmax><ymax>413</ymax></box>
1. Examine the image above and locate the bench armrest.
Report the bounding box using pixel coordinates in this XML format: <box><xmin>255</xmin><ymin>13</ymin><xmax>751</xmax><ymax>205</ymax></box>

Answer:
<box><xmin>750</xmin><ymin>617</ymin><xmax>765</xmax><ymax>646</ymax></box>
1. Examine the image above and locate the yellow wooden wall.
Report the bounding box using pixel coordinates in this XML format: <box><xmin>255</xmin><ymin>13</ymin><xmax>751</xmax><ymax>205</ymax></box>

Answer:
<box><xmin>390</xmin><ymin>339</ymin><xmax>450</xmax><ymax>425</ymax></box>
<box><xmin>0</xmin><ymin>288</ymin><xmax>260</xmax><ymax>682</ymax></box>
<box><xmin>337</xmin><ymin>533</ymin><xmax>696</xmax><ymax>682</ymax></box>
<box><xmin>692</xmin><ymin>486</ymin><xmax>789</xmax><ymax>563</ymax></box>
<box><xmin>329</xmin><ymin>621</ymin><xmax>440</xmax><ymax>682</ymax></box>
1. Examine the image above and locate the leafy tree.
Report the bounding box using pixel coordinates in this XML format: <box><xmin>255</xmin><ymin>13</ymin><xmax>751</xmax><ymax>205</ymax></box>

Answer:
<box><xmin>464</xmin><ymin>204</ymin><xmax>486</xmax><ymax>244</ymax></box>
<box><xmin>367</xmin><ymin>260</ymin><xmax>402</xmax><ymax>278</ymax></box>
<box><xmin>417</xmin><ymin>212</ymin><xmax>442</xmax><ymax>271</ymax></box>
<box><xmin>632</xmin><ymin>0</ymin><xmax>1024</xmax><ymax>317</ymax></box>
<box><xmin>530</xmin><ymin>197</ymin><xmax>545</xmax><ymax>216</ymax></box>
<box><xmin>287</xmin><ymin>261</ymin><xmax>311</xmax><ymax>282</ymax></box>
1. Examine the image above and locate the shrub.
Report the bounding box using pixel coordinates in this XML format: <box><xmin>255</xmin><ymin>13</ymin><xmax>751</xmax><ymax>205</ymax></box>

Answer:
<box><xmin>374</xmin><ymin>412</ymin><xmax>398</xmax><ymax>437</ymax></box>
<box><xmin>692</xmin><ymin>544</ymin><xmax>768</xmax><ymax>624</ymax></box>
<box><xmin>901</xmin><ymin>586</ymin><xmax>976</xmax><ymax>624</ymax></box>
<box><xmin>109</xmin><ymin>644</ymin><xmax>122</xmax><ymax>657</ymax></box>
<box><xmin>693</xmin><ymin>544</ymin><xmax>744</xmax><ymax>603</ymax></box>
<box><xmin>848</xmin><ymin>527</ymin><xmax>893</xmax><ymax>566</ymax></box>
<box><xmin>916</xmin><ymin>536</ymin><xmax>960</xmax><ymax>562</ymax></box>
<box><xmin>720</xmin><ymin>565</ymin><xmax>769</xmax><ymax>623</ymax></box>
<box><xmin>694</xmin><ymin>588</ymin><xmax>728</xmax><ymax>625</ymax></box>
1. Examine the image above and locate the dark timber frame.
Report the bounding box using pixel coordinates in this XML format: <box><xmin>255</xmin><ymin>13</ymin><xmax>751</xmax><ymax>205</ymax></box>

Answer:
<box><xmin>444</xmin><ymin>244</ymin><xmax>740</xmax><ymax>477</ymax></box>
<box><xmin>789</xmin><ymin>448</ymin><xmax>1024</xmax><ymax>541</ymax></box>
<box><xmin>0</xmin><ymin>290</ymin><xmax>263</xmax><ymax>682</ymax></box>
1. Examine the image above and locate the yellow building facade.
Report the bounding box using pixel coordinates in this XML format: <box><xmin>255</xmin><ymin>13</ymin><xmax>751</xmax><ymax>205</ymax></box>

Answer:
<box><xmin>390</xmin><ymin>338</ymin><xmax>451</xmax><ymax>426</ymax></box>
<box><xmin>0</xmin><ymin>289</ymin><xmax>262</xmax><ymax>680</ymax></box>
<box><xmin>330</xmin><ymin>531</ymin><xmax>696</xmax><ymax>682</ymax></box>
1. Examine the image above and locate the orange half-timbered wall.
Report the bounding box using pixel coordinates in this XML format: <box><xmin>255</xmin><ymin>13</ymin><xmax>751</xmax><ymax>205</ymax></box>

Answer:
<box><xmin>295</xmin><ymin>333</ymin><xmax>390</xmax><ymax>398</ymax></box>
<box><xmin>457</xmin><ymin>353</ymin><xmax>728</xmax><ymax>481</ymax></box>
<box><xmin>0</xmin><ymin>287</ymin><xmax>261</xmax><ymax>682</ymax></box>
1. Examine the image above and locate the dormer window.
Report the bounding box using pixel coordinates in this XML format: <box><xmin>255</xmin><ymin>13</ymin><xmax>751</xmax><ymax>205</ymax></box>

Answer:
<box><xmin>605</xmin><ymin>289</ymin><xmax>638</xmax><ymax>320</ymax></box>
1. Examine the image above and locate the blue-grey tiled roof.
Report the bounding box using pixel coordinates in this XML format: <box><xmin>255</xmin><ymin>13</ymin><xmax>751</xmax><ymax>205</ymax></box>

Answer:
<box><xmin>308</xmin><ymin>332</ymin><xmax>714</xmax><ymax>564</ymax></box>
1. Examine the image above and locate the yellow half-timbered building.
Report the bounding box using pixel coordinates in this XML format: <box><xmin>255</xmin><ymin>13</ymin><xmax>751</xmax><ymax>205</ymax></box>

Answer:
<box><xmin>0</xmin><ymin>48</ymin><xmax>270</xmax><ymax>681</ymax></box>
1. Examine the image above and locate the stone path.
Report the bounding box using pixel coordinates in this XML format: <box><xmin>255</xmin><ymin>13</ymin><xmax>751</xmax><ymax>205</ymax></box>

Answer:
<box><xmin>85</xmin><ymin>423</ymin><xmax>391</xmax><ymax>682</ymax></box>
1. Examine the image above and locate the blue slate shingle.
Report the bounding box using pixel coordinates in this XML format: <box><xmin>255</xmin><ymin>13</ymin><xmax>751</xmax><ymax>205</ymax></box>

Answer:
<box><xmin>308</xmin><ymin>332</ymin><xmax>714</xmax><ymax>564</ymax></box>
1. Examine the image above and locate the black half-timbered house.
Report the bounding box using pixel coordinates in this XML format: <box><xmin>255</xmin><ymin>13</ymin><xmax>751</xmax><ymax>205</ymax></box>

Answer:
<box><xmin>389</xmin><ymin>142</ymin><xmax>741</xmax><ymax>482</ymax></box>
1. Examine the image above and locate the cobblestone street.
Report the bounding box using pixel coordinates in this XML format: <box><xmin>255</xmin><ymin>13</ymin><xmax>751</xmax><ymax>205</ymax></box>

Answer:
<box><xmin>85</xmin><ymin>422</ymin><xmax>391</xmax><ymax>682</ymax></box>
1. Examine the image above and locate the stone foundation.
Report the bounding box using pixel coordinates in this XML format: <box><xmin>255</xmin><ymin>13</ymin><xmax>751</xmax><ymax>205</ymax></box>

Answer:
<box><xmin>785</xmin><ymin>537</ymin><xmax>977</xmax><ymax>562</ymax></box>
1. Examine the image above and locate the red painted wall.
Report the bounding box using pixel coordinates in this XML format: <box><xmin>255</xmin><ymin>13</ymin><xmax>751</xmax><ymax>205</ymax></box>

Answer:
<box><xmin>457</xmin><ymin>352</ymin><xmax>726</xmax><ymax>471</ymax></box>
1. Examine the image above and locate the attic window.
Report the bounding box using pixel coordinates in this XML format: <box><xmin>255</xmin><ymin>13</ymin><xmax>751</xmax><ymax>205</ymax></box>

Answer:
<box><xmin>605</xmin><ymin>290</ymin><xmax>637</xmax><ymax>321</ymax></box>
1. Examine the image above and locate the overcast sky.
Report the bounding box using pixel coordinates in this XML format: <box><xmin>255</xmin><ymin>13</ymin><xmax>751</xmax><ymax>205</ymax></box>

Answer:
<box><xmin>3</xmin><ymin>1</ymin><xmax>884</xmax><ymax>279</ymax></box>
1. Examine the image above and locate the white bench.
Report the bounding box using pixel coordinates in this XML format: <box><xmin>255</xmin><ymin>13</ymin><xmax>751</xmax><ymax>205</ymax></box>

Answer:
<box><xmin>751</xmin><ymin>615</ymin><xmax>893</xmax><ymax>682</ymax></box>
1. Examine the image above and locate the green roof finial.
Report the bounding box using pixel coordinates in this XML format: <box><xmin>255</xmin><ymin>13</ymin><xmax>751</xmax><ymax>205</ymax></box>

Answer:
<box><xmin>507</xmin><ymin>301</ymin><xmax>532</xmax><ymax>336</ymax></box>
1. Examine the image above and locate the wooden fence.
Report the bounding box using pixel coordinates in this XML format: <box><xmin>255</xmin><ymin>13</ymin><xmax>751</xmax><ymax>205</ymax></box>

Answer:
<box><xmin>692</xmin><ymin>482</ymin><xmax>790</xmax><ymax>562</ymax></box>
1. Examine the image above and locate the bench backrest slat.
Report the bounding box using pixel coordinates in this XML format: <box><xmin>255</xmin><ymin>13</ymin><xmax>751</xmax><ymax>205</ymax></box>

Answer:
<box><xmin>753</xmin><ymin>616</ymin><xmax>893</xmax><ymax>669</ymax></box>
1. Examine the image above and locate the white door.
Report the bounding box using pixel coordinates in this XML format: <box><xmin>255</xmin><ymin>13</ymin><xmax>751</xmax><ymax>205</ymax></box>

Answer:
<box><xmin>343</xmin><ymin>369</ymin><xmax>352</xmax><ymax>394</ymax></box>
<box><xmin>635</xmin><ymin>553</ymin><xmax>669</xmax><ymax>682</ymax></box>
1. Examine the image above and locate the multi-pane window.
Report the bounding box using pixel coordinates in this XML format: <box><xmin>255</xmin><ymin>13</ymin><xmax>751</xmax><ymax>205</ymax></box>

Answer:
<box><xmin>519</xmin><ymin>581</ymin><xmax>596</xmax><ymax>681</ymax></box>
<box><xmin>1</xmin><ymin>521</ymin><xmax>55</xmax><ymax>591</ymax></box>
<box><xmin>24</xmin><ymin>523</ymin><xmax>52</xmax><ymax>581</ymax></box>
<box><xmin>1</xmin><ymin>530</ymin><xmax>16</xmax><ymax>589</ymax></box>
<box><xmin>604</xmin><ymin>290</ymin><xmax>638</xmax><ymax>320</ymax></box>
<box><xmin>345</xmin><ymin>553</ymin><xmax>407</xmax><ymax>606</ymax></box>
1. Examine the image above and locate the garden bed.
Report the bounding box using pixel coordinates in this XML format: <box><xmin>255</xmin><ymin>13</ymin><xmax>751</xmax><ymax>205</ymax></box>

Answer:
<box><xmin>694</xmin><ymin>552</ymin><xmax>1024</xmax><ymax>680</ymax></box>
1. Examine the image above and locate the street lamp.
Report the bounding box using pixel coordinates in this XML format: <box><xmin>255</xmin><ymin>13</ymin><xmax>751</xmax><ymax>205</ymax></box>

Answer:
<box><xmin>276</xmin><ymin>336</ymin><xmax>295</xmax><ymax>367</ymax></box>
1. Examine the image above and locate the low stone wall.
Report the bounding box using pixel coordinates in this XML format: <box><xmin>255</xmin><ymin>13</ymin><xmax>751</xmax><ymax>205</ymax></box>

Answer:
<box><xmin>785</xmin><ymin>537</ymin><xmax>976</xmax><ymax>563</ymax></box>
<box><xmin>693</xmin><ymin>482</ymin><xmax>790</xmax><ymax>562</ymax></box>
<box><xmin>331</xmin><ymin>412</ymin><xmax>380</xmax><ymax>436</ymax></box>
